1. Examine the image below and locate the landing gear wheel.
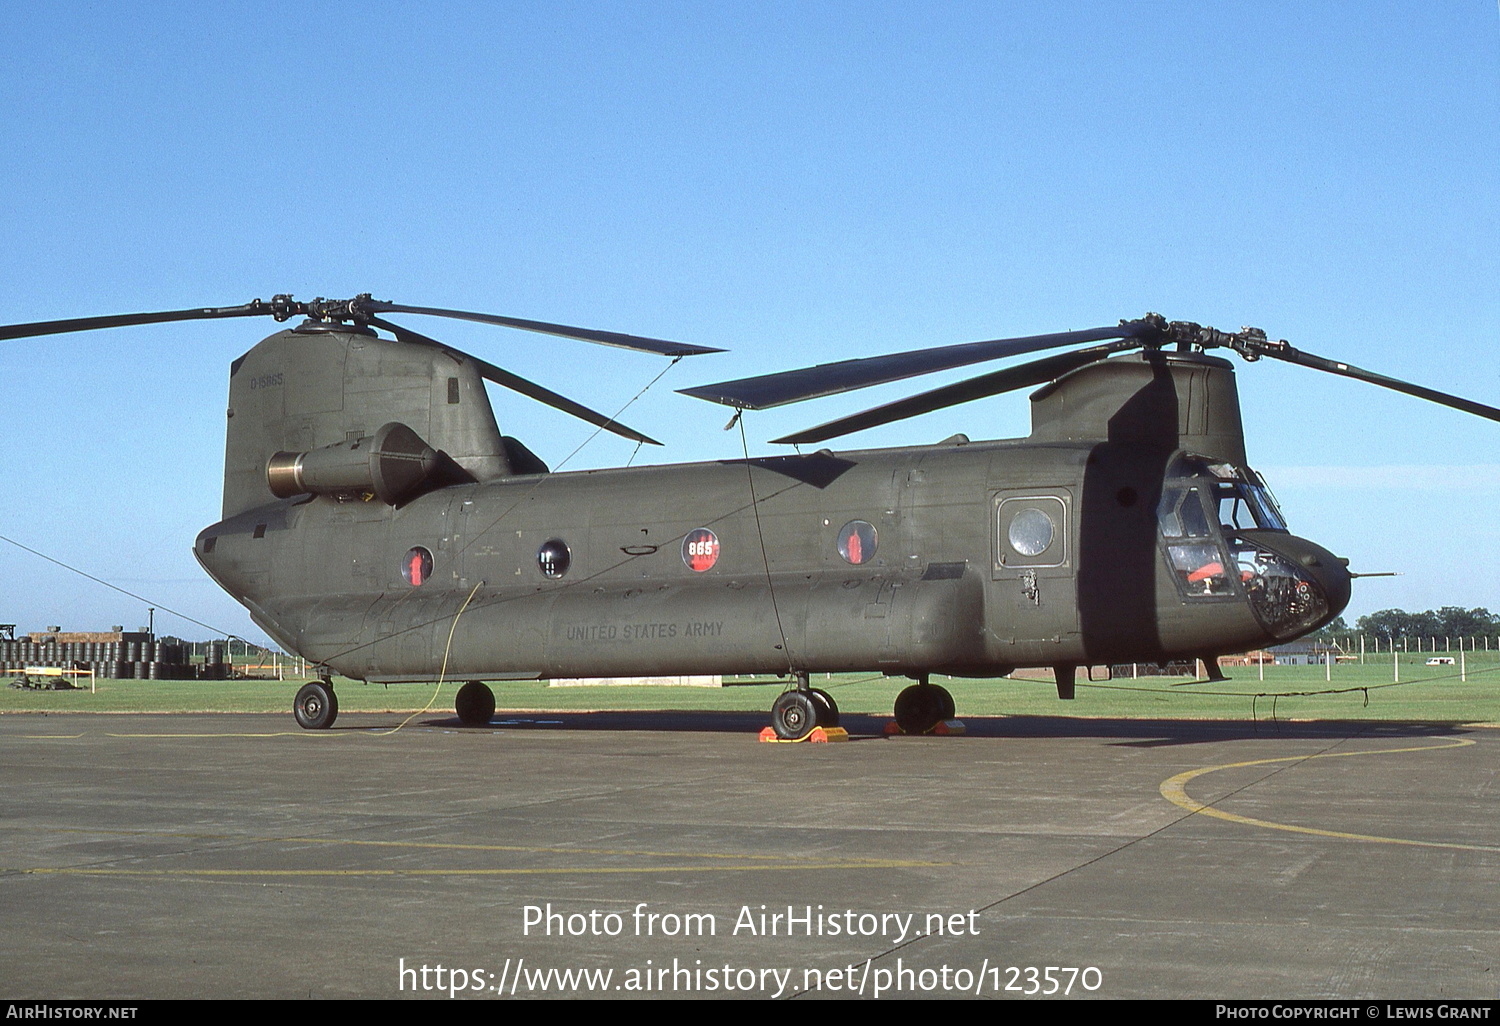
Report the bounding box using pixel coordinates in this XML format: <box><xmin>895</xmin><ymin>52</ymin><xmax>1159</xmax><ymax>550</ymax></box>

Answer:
<box><xmin>771</xmin><ymin>690</ymin><xmax>819</xmax><ymax>740</ymax></box>
<box><xmin>808</xmin><ymin>688</ymin><xmax>840</xmax><ymax>728</ymax></box>
<box><xmin>294</xmin><ymin>681</ymin><xmax>338</xmax><ymax>730</ymax></box>
<box><xmin>893</xmin><ymin>683</ymin><xmax>951</xmax><ymax>735</ymax></box>
<box><xmin>935</xmin><ymin>684</ymin><xmax>956</xmax><ymax>721</ymax></box>
<box><xmin>455</xmin><ymin>681</ymin><xmax>496</xmax><ymax>727</ymax></box>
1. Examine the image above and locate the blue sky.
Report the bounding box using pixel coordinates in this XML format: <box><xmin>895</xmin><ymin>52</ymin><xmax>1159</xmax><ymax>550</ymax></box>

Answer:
<box><xmin>1</xmin><ymin>2</ymin><xmax>1497</xmax><ymax>643</ymax></box>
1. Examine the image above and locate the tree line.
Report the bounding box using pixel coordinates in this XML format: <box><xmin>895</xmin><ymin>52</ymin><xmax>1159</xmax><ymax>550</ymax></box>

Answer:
<box><xmin>1310</xmin><ymin>607</ymin><xmax>1500</xmax><ymax>642</ymax></box>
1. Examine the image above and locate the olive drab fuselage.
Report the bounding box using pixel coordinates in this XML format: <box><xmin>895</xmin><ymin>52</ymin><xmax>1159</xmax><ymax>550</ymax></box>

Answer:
<box><xmin>193</xmin><ymin>326</ymin><xmax>1351</xmax><ymax>686</ymax></box>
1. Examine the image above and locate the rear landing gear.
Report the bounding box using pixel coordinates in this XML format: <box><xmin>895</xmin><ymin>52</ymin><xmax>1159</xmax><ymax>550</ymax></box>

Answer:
<box><xmin>769</xmin><ymin>672</ymin><xmax>840</xmax><ymax>740</ymax></box>
<box><xmin>893</xmin><ymin>675</ymin><xmax>954</xmax><ymax>734</ymax></box>
<box><xmin>456</xmin><ymin>680</ymin><xmax>496</xmax><ymax>726</ymax></box>
<box><xmin>293</xmin><ymin>680</ymin><xmax>338</xmax><ymax>730</ymax></box>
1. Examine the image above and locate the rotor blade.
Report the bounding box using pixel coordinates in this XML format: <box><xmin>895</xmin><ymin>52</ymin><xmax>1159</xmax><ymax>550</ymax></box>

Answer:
<box><xmin>472</xmin><ymin>358</ymin><xmax>663</xmax><ymax>446</ymax></box>
<box><xmin>0</xmin><ymin>301</ymin><xmax>277</xmax><ymax>342</ymax></box>
<box><xmin>680</xmin><ymin>320</ymin><xmax>1160</xmax><ymax>411</ymax></box>
<box><xmin>1261</xmin><ymin>345</ymin><xmax>1500</xmax><ymax>423</ymax></box>
<box><xmin>368</xmin><ymin>316</ymin><xmax>662</xmax><ymax>446</ymax></box>
<box><xmin>771</xmin><ymin>344</ymin><xmax>1134</xmax><ymax>445</ymax></box>
<box><xmin>361</xmin><ymin>301</ymin><xmax>722</xmax><ymax>357</ymax></box>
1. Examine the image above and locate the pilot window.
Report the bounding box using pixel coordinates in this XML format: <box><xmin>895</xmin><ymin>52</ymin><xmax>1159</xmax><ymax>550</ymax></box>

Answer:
<box><xmin>1211</xmin><ymin>479</ymin><xmax>1288</xmax><ymax>533</ymax></box>
<box><xmin>1157</xmin><ymin>487</ymin><xmax>1212</xmax><ymax>540</ymax></box>
<box><xmin>1157</xmin><ymin>487</ymin><xmax>1233</xmax><ymax>598</ymax></box>
<box><xmin>1168</xmin><ymin>456</ymin><xmax>1289</xmax><ymax>534</ymax></box>
<box><xmin>1165</xmin><ymin>541</ymin><xmax>1231</xmax><ymax>596</ymax></box>
<box><xmin>1158</xmin><ymin>457</ymin><xmax>1309</xmax><ymax>612</ymax></box>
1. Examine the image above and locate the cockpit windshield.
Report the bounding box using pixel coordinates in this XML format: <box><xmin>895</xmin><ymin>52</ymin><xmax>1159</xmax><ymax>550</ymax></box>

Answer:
<box><xmin>1167</xmin><ymin>457</ymin><xmax>1288</xmax><ymax>534</ymax></box>
<box><xmin>1154</xmin><ymin>456</ymin><xmax>1324</xmax><ymax>633</ymax></box>
<box><xmin>1157</xmin><ymin>456</ymin><xmax>1293</xmax><ymax>600</ymax></box>
<box><xmin>1212</xmin><ymin>479</ymin><xmax>1286</xmax><ymax>533</ymax></box>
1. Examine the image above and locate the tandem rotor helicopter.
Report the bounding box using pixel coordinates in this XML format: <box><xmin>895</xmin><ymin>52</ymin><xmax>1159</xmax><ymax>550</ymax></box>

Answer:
<box><xmin>5</xmin><ymin>296</ymin><xmax>1498</xmax><ymax>738</ymax></box>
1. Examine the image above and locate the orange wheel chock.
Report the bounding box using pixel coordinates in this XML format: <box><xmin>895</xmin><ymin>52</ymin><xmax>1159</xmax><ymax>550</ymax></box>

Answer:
<box><xmin>758</xmin><ymin>726</ymin><xmax>849</xmax><ymax>743</ymax></box>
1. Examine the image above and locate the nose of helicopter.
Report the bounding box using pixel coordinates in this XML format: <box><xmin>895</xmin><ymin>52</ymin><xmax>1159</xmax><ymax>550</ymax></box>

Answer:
<box><xmin>1234</xmin><ymin>530</ymin><xmax>1352</xmax><ymax>640</ymax></box>
<box><xmin>1289</xmin><ymin>538</ymin><xmax>1354</xmax><ymax>625</ymax></box>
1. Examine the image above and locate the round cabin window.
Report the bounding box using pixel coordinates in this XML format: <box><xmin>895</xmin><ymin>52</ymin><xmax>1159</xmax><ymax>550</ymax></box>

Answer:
<box><xmin>837</xmin><ymin>520</ymin><xmax>878</xmax><ymax>565</ymax></box>
<box><xmin>1007</xmin><ymin>507</ymin><xmax>1055</xmax><ymax>557</ymax></box>
<box><xmin>682</xmin><ymin>528</ymin><xmax>720</xmax><ymax>572</ymax></box>
<box><xmin>402</xmin><ymin>547</ymin><xmax>434</xmax><ymax>586</ymax></box>
<box><xmin>537</xmin><ymin>538</ymin><xmax>571</xmax><ymax>579</ymax></box>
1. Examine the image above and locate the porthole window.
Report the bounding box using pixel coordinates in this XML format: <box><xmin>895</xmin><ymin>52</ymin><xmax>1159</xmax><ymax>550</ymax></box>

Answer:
<box><xmin>682</xmin><ymin>528</ymin><xmax>720</xmax><ymax>572</ymax></box>
<box><xmin>837</xmin><ymin>520</ymin><xmax>878</xmax><ymax>565</ymax></box>
<box><xmin>537</xmin><ymin>538</ymin><xmax>571</xmax><ymax>579</ymax></box>
<box><xmin>1007</xmin><ymin>508</ymin><xmax>1055</xmax><ymax>557</ymax></box>
<box><xmin>402</xmin><ymin>546</ymin><xmax>434</xmax><ymax>586</ymax></box>
<box><xmin>996</xmin><ymin>494</ymin><xmax>1068</xmax><ymax>568</ymax></box>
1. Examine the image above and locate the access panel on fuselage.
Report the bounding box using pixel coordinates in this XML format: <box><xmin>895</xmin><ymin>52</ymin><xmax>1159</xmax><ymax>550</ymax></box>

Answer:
<box><xmin>987</xmin><ymin>486</ymin><xmax>1080</xmax><ymax>664</ymax></box>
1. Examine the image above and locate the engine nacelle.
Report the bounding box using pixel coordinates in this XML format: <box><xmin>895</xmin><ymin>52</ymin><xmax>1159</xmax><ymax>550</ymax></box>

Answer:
<box><xmin>266</xmin><ymin>422</ymin><xmax>438</xmax><ymax>505</ymax></box>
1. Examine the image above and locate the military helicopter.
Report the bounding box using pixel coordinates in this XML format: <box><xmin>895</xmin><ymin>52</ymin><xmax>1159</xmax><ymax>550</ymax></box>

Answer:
<box><xmin>5</xmin><ymin>297</ymin><xmax>1497</xmax><ymax>738</ymax></box>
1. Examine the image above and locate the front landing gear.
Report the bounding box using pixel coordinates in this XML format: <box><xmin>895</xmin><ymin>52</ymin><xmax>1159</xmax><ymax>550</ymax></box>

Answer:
<box><xmin>455</xmin><ymin>681</ymin><xmax>496</xmax><ymax>726</ymax></box>
<box><xmin>771</xmin><ymin>690</ymin><xmax>818</xmax><ymax>740</ymax></box>
<box><xmin>892</xmin><ymin>675</ymin><xmax>955</xmax><ymax>735</ymax></box>
<box><xmin>768</xmin><ymin>672</ymin><xmax>841</xmax><ymax>740</ymax></box>
<box><xmin>807</xmin><ymin>688</ymin><xmax>839</xmax><ymax>728</ymax></box>
<box><xmin>293</xmin><ymin>680</ymin><xmax>338</xmax><ymax>730</ymax></box>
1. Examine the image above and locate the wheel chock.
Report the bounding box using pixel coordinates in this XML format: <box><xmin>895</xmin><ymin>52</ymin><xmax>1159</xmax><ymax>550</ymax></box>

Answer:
<box><xmin>883</xmin><ymin>719</ymin><xmax>966</xmax><ymax>737</ymax></box>
<box><xmin>758</xmin><ymin>726</ymin><xmax>850</xmax><ymax>743</ymax></box>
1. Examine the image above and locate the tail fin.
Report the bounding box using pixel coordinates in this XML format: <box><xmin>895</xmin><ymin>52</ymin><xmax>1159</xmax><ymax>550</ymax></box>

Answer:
<box><xmin>222</xmin><ymin>325</ymin><xmax>509</xmax><ymax>518</ymax></box>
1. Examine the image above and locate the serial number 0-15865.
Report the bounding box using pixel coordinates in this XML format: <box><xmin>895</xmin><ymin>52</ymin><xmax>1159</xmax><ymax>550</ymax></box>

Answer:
<box><xmin>1005</xmin><ymin>966</ymin><xmax>1102</xmax><ymax>995</ymax></box>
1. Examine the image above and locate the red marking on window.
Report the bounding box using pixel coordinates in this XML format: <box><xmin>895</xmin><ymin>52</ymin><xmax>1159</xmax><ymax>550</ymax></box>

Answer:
<box><xmin>403</xmin><ymin>546</ymin><xmax>433</xmax><ymax>586</ymax></box>
<box><xmin>683</xmin><ymin>529</ymin><xmax>720</xmax><ymax>572</ymax></box>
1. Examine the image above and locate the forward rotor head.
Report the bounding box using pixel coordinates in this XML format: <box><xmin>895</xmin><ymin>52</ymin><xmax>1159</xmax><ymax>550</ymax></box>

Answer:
<box><xmin>680</xmin><ymin>313</ymin><xmax>1500</xmax><ymax>444</ymax></box>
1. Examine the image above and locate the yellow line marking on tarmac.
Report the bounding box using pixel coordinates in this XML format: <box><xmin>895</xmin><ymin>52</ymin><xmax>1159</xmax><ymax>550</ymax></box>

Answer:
<box><xmin>104</xmin><ymin>732</ymin><xmax>341</xmax><ymax>738</ymax></box>
<box><xmin>1160</xmin><ymin>737</ymin><xmax>1499</xmax><ymax>852</ymax></box>
<box><xmin>18</xmin><ymin>731</ymin><xmax>334</xmax><ymax>739</ymax></box>
<box><xmin>41</xmin><ymin>827</ymin><xmax>894</xmax><ymax>863</ymax></box>
<box><xmin>13</xmin><ymin>860</ymin><xmax>941</xmax><ymax>878</ymax></box>
<box><xmin>7</xmin><ymin>828</ymin><xmax>948</xmax><ymax>877</ymax></box>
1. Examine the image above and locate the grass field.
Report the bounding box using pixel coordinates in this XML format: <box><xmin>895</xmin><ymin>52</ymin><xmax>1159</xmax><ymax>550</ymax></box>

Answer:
<box><xmin>4</xmin><ymin>655</ymin><xmax>1499</xmax><ymax>723</ymax></box>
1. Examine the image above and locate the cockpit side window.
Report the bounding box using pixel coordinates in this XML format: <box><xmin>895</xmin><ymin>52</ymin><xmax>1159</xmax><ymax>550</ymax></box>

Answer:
<box><xmin>1165</xmin><ymin>542</ymin><xmax>1233</xmax><ymax>597</ymax></box>
<box><xmin>1158</xmin><ymin>487</ymin><xmax>1212</xmax><ymax>539</ymax></box>
<box><xmin>1158</xmin><ymin>485</ymin><xmax>1233</xmax><ymax>597</ymax></box>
